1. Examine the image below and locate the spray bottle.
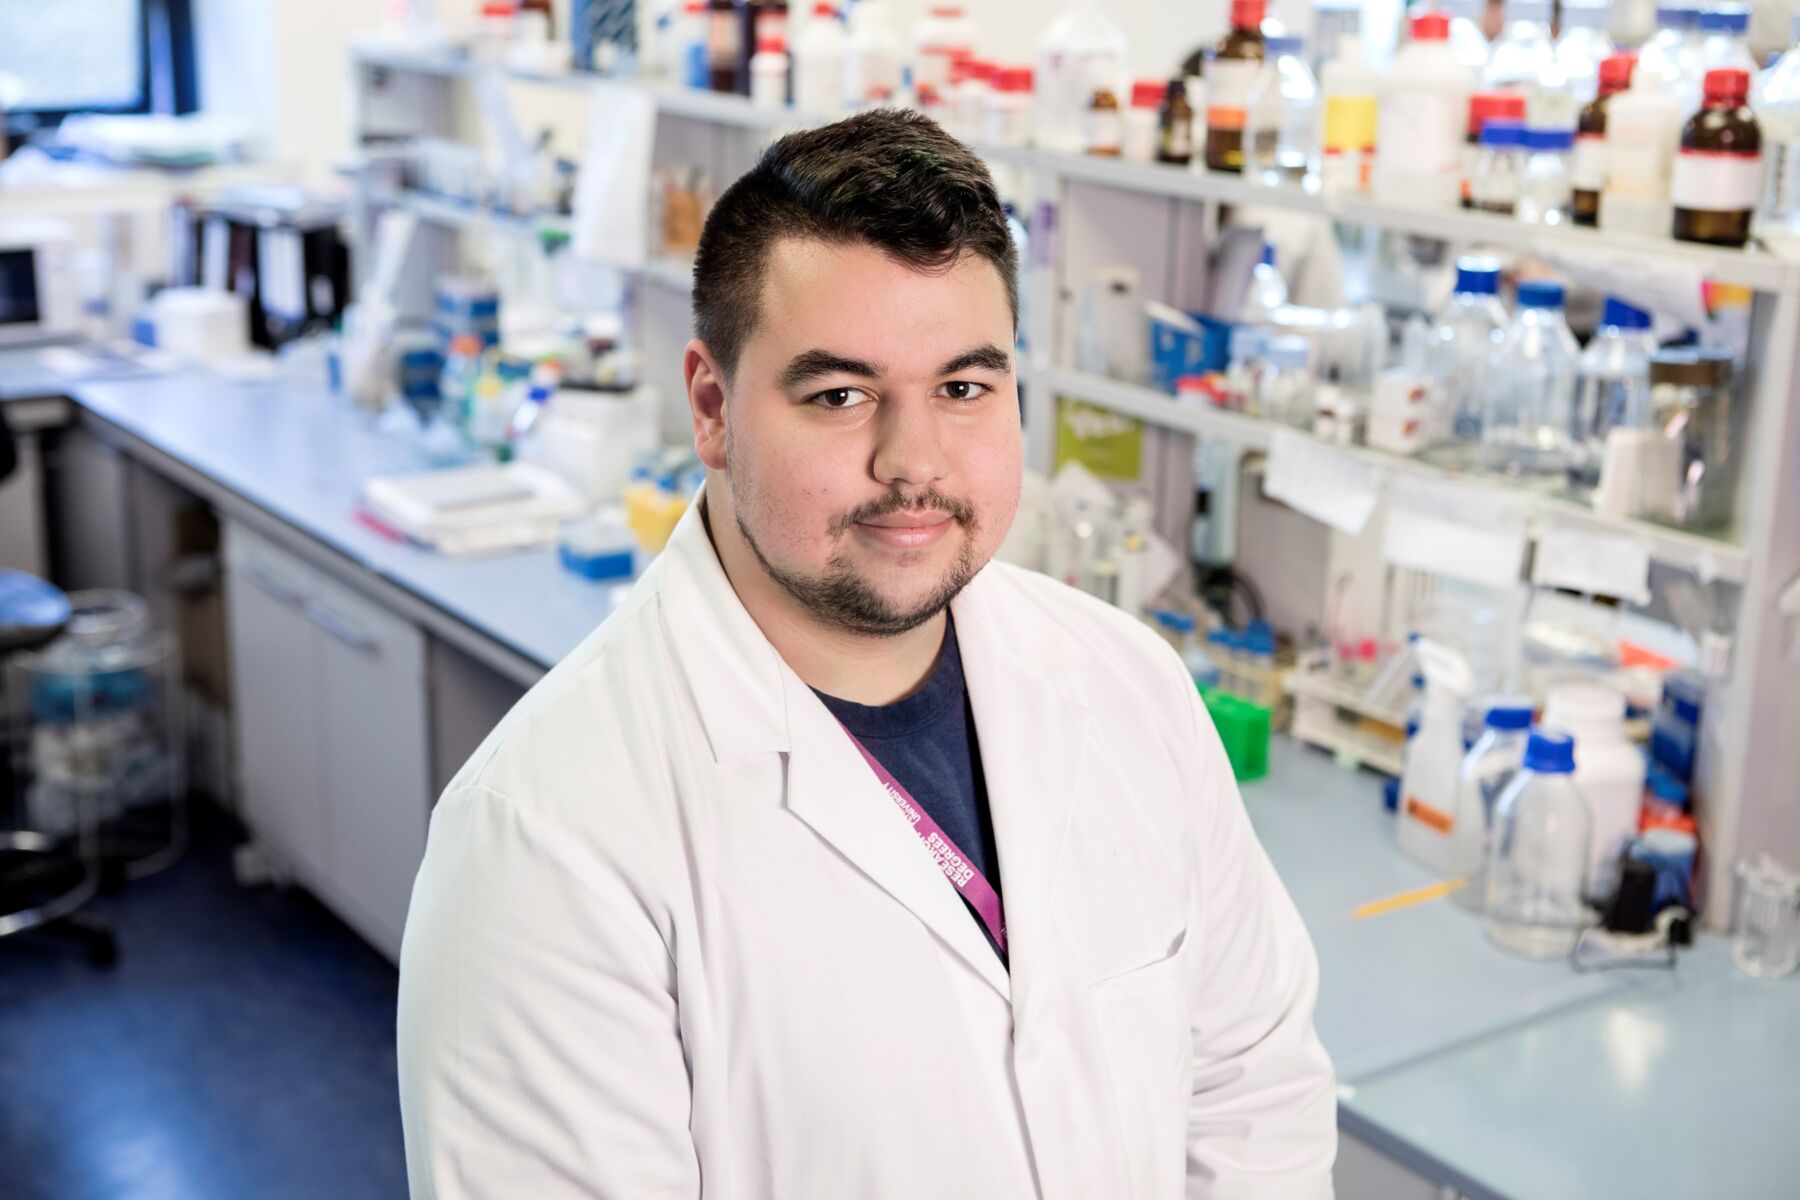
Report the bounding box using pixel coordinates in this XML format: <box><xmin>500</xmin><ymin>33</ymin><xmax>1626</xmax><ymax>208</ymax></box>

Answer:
<box><xmin>1397</xmin><ymin>638</ymin><xmax>1475</xmax><ymax>873</ymax></box>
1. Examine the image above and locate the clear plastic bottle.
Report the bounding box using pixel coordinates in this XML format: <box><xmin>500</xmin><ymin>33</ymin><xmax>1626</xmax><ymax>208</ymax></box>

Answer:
<box><xmin>1571</xmin><ymin>297</ymin><xmax>1656</xmax><ymax>492</ymax></box>
<box><xmin>1484</xmin><ymin>280</ymin><xmax>1580</xmax><ymax>479</ymax></box>
<box><xmin>1033</xmin><ymin>0</ymin><xmax>1129</xmax><ymax>154</ymax></box>
<box><xmin>1485</xmin><ymin>729</ymin><xmax>1594</xmax><ymax>958</ymax></box>
<box><xmin>1449</xmin><ymin>699</ymin><xmax>1535</xmax><ymax>911</ymax></box>
<box><xmin>1754</xmin><ymin>14</ymin><xmax>1800</xmax><ymax>238</ymax></box>
<box><xmin>1375</xmin><ymin>11</ymin><xmax>1476</xmax><ymax>209</ymax></box>
<box><xmin>1442</xmin><ymin>0</ymin><xmax>1493</xmax><ymax>75</ymax></box>
<box><xmin>1516</xmin><ymin>127</ymin><xmax>1574</xmax><ymax>224</ymax></box>
<box><xmin>1429</xmin><ymin>255</ymin><xmax>1509</xmax><ymax>447</ymax></box>
<box><xmin>1698</xmin><ymin>4</ymin><xmax>1757</xmax><ymax>76</ymax></box>
<box><xmin>1471</xmin><ymin>119</ymin><xmax>1527</xmax><ymax>214</ymax></box>
<box><xmin>1554</xmin><ymin>0</ymin><xmax>1616</xmax><ymax>106</ymax></box>
<box><xmin>1484</xmin><ymin>0</ymin><xmax>1556</xmax><ymax>115</ymax></box>
<box><xmin>1250</xmin><ymin>35</ymin><xmax>1319</xmax><ymax>188</ymax></box>
<box><xmin>1638</xmin><ymin>4</ymin><xmax>1701</xmax><ymax>99</ymax></box>
<box><xmin>1243</xmin><ymin>243</ymin><xmax>1288</xmax><ymax>321</ymax></box>
<box><xmin>1261</xmin><ymin>334</ymin><xmax>1314</xmax><ymax>428</ymax></box>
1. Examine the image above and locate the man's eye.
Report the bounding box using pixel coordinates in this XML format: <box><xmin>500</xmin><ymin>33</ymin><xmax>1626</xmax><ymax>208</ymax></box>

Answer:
<box><xmin>939</xmin><ymin>380</ymin><xmax>992</xmax><ymax>402</ymax></box>
<box><xmin>811</xmin><ymin>387</ymin><xmax>873</xmax><ymax>410</ymax></box>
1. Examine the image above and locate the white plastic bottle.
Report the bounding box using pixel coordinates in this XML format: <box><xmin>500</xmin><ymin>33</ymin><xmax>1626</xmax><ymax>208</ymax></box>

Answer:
<box><xmin>1485</xmin><ymin>0</ymin><xmax>1556</xmax><ymax>106</ymax></box>
<box><xmin>912</xmin><ymin>4</ymin><xmax>975</xmax><ymax>100</ymax></box>
<box><xmin>842</xmin><ymin>0</ymin><xmax>901</xmax><ymax>109</ymax></box>
<box><xmin>1554</xmin><ymin>0</ymin><xmax>1616</xmax><ymax>105</ymax></box>
<box><xmin>1601</xmin><ymin>54</ymin><xmax>1684</xmax><ymax>236</ymax></box>
<box><xmin>1033</xmin><ymin>0</ymin><xmax>1128</xmax><ymax>154</ymax></box>
<box><xmin>792</xmin><ymin>3</ymin><xmax>845</xmax><ymax>117</ymax></box>
<box><xmin>1448</xmin><ymin>699</ymin><xmax>1535</xmax><ymax>910</ymax></box>
<box><xmin>750</xmin><ymin>32</ymin><xmax>789</xmax><ymax>108</ymax></box>
<box><xmin>1755</xmin><ymin>14</ymin><xmax>1800</xmax><ymax>238</ymax></box>
<box><xmin>1123</xmin><ymin>80</ymin><xmax>1162</xmax><ymax>162</ymax></box>
<box><xmin>985</xmin><ymin>65</ymin><xmax>1033</xmax><ymax>146</ymax></box>
<box><xmin>1397</xmin><ymin>639</ymin><xmax>1476</xmax><ymax>875</ymax></box>
<box><xmin>1374</xmin><ymin>11</ymin><xmax>1475</xmax><ymax>209</ymax></box>
<box><xmin>1442</xmin><ymin>0</ymin><xmax>1493</xmax><ymax>74</ymax></box>
<box><xmin>1543</xmin><ymin>681</ymin><xmax>1647</xmax><ymax>904</ymax></box>
<box><xmin>1318</xmin><ymin>33</ymin><xmax>1379</xmax><ymax>197</ymax></box>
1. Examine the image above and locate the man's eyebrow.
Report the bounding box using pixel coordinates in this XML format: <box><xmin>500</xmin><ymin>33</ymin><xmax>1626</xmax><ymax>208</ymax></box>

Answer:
<box><xmin>776</xmin><ymin>349</ymin><xmax>886</xmax><ymax>390</ymax></box>
<box><xmin>935</xmin><ymin>344</ymin><xmax>1013</xmax><ymax>376</ymax></box>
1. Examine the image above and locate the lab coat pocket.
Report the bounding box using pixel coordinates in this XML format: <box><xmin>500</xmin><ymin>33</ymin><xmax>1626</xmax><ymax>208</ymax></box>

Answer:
<box><xmin>1092</xmin><ymin>929</ymin><xmax>1192</xmax><ymax>1199</ymax></box>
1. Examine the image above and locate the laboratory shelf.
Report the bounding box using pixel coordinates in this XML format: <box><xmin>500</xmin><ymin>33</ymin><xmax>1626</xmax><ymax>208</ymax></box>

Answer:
<box><xmin>385</xmin><ymin>187</ymin><xmax>572</xmax><ymax>240</ymax></box>
<box><xmin>1032</xmin><ymin>365</ymin><xmax>1752</xmax><ymax>584</ymax></box>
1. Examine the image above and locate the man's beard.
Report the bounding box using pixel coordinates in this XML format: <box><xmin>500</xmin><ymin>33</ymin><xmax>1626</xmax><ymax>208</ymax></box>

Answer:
<box><xmin>736</xmin><ymin>487</ymin><xmax>981</xmax><ymax>638</ymax></box>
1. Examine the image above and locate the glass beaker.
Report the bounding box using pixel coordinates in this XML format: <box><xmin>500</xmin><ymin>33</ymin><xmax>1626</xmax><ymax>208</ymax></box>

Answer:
<box><xmin>1732</xmin><ymin>855</ymin><xmax>1800</xmax><ymax>979</ymax></box>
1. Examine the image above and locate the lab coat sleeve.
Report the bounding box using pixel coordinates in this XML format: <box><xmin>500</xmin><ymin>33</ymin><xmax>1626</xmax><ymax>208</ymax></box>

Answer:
<box><xmin>397</xmin><ymin>783</ymin><xmax>700</xmax><ymax>1199</ymax></box>
<box><xmin>1182</xmin><ymin>686</ymin><xmax>1338</xmax><ymax>1198</ymax></box>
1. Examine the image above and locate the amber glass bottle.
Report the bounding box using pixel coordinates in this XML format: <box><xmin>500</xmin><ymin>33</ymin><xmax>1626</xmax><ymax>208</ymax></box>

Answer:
<box><xmin>1572</xmin><ymin>52</ymin><xmax>1635</xmax><ymax>227</ymax></box>
<box><xmin>1204</xmin><ymin>0</ymin><xmax>1266</xmax><ymax>173</ymax></box>
<box><xmin>1159</xmin><ymin>80</ymin><xmax>1195</xmax><ymax>165</ymax></box>
<box><xmin>1672</xmin><ymin>68</ymin><xmax>1761</xmax><ymax>247</ymax></box>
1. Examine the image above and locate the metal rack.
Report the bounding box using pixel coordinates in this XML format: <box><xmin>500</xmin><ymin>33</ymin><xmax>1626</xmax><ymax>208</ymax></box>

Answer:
<box><xmin>345</xmin><ymin>44</ymin><xmax>1800</xmax><ymax>919</ymax></box>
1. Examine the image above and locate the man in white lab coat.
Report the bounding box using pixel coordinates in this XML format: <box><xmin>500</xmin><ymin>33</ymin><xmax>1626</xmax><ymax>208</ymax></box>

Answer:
<box><xmin>398</xmin><ymin>109</ymin><xmax>1336</xmax><ymax>1199</ymax></box>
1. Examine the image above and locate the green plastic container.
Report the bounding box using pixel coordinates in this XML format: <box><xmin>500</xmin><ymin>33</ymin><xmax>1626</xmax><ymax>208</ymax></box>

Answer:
<box><xmin>1198</xmin><ymin>685</ymin><xmax>1271</xmax><ymax>782</ymax></box>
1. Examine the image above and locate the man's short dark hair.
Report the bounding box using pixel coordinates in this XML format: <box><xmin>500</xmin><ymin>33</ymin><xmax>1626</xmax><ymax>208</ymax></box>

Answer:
<box><xmin>691</xmin><ymin>109</ymin><xmax>1019</xmax><ymax>381</ymax></box>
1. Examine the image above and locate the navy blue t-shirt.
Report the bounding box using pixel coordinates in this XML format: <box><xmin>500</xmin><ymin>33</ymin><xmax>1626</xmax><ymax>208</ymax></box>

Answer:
<box><xmin>814</xmin><ymin>618</ymin><xmax>1005</xmax><ymax>961</ymax></box>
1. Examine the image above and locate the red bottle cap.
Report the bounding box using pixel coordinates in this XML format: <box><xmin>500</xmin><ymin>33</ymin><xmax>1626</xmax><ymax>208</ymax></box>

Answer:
<box><xmin>1230</xmin><ymin>0</ymin><xmax>1266</xmax><ymax>31</ymax></box>
<box><xmin>1598</xmin><ymin>52</ymin><xmax>1636</xmax><ymax>95</ymax></box>
<box><xmin>1704</xmin><ymin>67</ymin><xmax>1750</xmax><ymax>105</ymax></box>
<box><xmin>757</xmin><ymin>34</ymin><xmax>785</xmax><ymax>53</ymax></box>
<box><xmin>999</xmin><ymin>66</ymin><xmax>1033</xmax><ymax>93</ymax></box>
<box><xmin>929</xmin><ymin>4</ymin><xmax>962</xmax><ymax>16</ymax></box>
<box><xmin>1468</xmin><ymin>91</ymin><xmax>1527</xmax><ymax>135</ymax></box>
<box><xmin>812</xmin><ymin>2</ymin><xmax>836</xmax><ymax>16</ymax></box>
<box><xmin>1132</xmin><ymin>80</ymin><xmax>1164</xmax><ymax>107</ymax></box>
<box><xmin>1411</xmin><ymin>11</ymin><xmax>1450</xmax><ymax>40</ymax></box>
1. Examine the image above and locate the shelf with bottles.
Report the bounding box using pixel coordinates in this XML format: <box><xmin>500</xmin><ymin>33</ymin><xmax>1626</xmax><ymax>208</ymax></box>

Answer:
<box><xmin>384</xmin><ymin>186</ymin><xmax>574</xmax><ymax>240</ymax></box>
<box><xmin>1031</xmin><ymin>363</ymin><xmax>1751</xmax><ymax>586</ymax></box>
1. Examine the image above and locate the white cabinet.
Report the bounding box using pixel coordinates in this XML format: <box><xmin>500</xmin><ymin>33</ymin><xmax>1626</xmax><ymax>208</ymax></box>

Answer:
<box><xmin>223</xmin><ymin>522</ymin><xmax>430</xmax><ymax>961</ymax></box>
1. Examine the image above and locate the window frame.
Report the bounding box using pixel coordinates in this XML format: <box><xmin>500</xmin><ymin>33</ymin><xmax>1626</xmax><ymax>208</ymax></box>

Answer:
<box><xmin>1</xmin><ymin>0</ymin><xmax>197</xmax><ymax>132</ymax></box>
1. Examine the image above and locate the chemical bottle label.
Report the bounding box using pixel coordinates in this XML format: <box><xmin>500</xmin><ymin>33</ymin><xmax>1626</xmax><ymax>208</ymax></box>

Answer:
<box><xmin>1379</xmin><ymin>93</ymin><xmax>1462</xmax><ymax>175</ymax></box>
<box><xmin>708</xmin><ymin>12</ymin><xmax>741</xmax><ymax>66</ymax></box>
<box><xmin>1572</xmin><ymin>132</ymin><xmax>1606</xmax><ymax>191</ymax></box>
<box><xmin>1671</xmin><ymin>148</ymin><xmax>1763</xmax><ymax>213</ymax></box>
<box><xmin>1404</xmin><ymin>794</ymin><xmax>1454</xmax><ymax>835</ymax></box>
<box><xmin>1323</xmin><ymin>94</ymin><xmax>1378</xmax><ymax>153</ymax></box>
<box><xmin>1206</xmin><ymin>59</ymin><xmax>1260</xmax><ymax>132</ymax></box>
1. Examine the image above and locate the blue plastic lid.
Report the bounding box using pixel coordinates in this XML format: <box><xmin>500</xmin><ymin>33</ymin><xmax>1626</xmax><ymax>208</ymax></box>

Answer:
<box><xmin>1602</xmin><ymin>297</ymin><xmax>1652</xmax><ymax>330</ymax></box>
<box><xmin>1260</xmin><ymin>242</ymin><xmax>1277</xmax><ymax>268</ymax></box>
<box><xmin>1454</xmin><ymin>255</ymin><xmax>1502</xmax><ymax>296</ymax></box>
<box><xmin>1525</xmin><ymin>127</ymin><xmax>1574</xmax><ymax>151</ymax></box>
<box><xmin>1207</xmin><ymin>628</ymin><xmax>1234</xmax><ymax>647</ymax></box>
<box><xmin>1647</xmin><ymin>767</ymin><xmax>1691</xmax><ymax>807</ymax></box>
<box><xmin>1523</xmin><ymin>729</ymin><xmax>1576</xmax><ymax>773</ymax></box>
<box><xmin>1153</xmin><ymin>608</ymin><xmax>1197</xmax><ymax>634</ymax></box>
<box><xmin>1481</xmin><ymin>119</ymin><xmax>1525</xmax><ymax>147</ymax></box>
<box><xmin>1383</xmin><ymin>777</ymin><xmax>1401</xmax><ymax>812</ymax></box>
<box><xmin>1244</xmin><ymin>625</ymin><xmax>1277</xmax><ymax>655</ymax></box>
<box><xmin>1699</xmin><ymin>5</ymin><xmax>1749</xmax><ymax>34</ymax></box>
<box><xmin>1266</xmin><ymin>34</ymin><xmax>1304</xmax><ymax>55</ymax></box>
<box><xmin>1517</xmin><ymin>280</ymin><xmax>1566</xmax><ymax>309</ymax></box>
<box><xmin>1656</xmin><ymin>3</ymin><xmax>1698</xmax><ymax>28</ymax></box>
<box><xmin>1484</xmin><ymin>701</ymin><xmax>1534</xmax><ymax>731</ymax></box>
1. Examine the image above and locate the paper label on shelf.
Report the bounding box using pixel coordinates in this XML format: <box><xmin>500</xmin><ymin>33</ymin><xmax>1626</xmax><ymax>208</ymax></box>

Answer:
<box><xmin>1263</xmin><ymin>432</ymin><xmax>1379</xmax><ymax>535</ymax></box>
<box><xmin>1382</xmin><ymin>477</ymin><xmax>1527</xmax><ymax>589</ymax></box>
<box><xmin>1531</xmin><ymin>521</ymin><xmax>1651</xmax><ymax>604</ymax></box>
<box><xmin>1671</xmin><ymin>149</ymin><xmax>1762</xmax><ymax>212</ymax></box>
<box><xmin>571</xmin><ymin>80</ymin><xmax>654</xmax><ymax>270</ymax></box>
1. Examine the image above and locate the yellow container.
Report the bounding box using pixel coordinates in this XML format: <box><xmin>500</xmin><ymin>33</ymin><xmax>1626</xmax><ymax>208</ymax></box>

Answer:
<box><xmin>624</xmin><ymin>483</ymin><xmax>688</xmax><ymax>553</ymax></box>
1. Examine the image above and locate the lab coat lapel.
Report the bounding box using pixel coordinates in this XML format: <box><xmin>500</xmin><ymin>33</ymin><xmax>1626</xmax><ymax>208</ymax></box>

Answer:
<box><xmin>781</xmin><ymin>666</ymin><xmax>1014</xmax><ymax>1001</ymax></box>
<box><xmin>951</xmin><ymin>578</ymin><xmax>1088</xmax><ymax>1016</ymax></box>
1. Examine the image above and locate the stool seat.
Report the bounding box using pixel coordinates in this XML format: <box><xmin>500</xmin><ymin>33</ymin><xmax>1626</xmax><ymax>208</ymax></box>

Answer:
<box><xmin>0</xmin><ymin>571</ymin><xmax>70</xmax><ymax>654</ymax></box>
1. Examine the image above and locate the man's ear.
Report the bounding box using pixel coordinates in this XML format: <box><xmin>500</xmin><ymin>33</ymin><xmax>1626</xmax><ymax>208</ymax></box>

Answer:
<box><xmin>685</xmin><ymin>339</ymin><xmax>728</xmax><ymax>471</ymax></box>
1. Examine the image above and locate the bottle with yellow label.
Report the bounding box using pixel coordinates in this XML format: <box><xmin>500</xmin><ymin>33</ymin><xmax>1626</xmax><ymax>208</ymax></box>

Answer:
<box><xmin>1318</xmin><ymin>33</ymin><xmax>1378</xmax><ymax>196</ymax></box>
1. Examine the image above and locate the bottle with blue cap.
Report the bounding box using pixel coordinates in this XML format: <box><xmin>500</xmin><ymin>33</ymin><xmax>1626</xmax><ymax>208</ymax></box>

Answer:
<box><xmin>1486</xmin><ymin>728</ymin><xmax>1595</xmax><ymax>957</ymax></box>
<box><xmin>1698</xmin><ymin>3</ymin><xmax>1756</xmax><ymax>77</ymax></box>
<box><xmin>1483</xmin><ymin>279</ymin><xmax>1579</xmax><ymax>478</ymax></box>
<box><xmin>1449</xmin><ymin>698</ymin><xmax>1535</xmax><ymax>910</ymax></box>
<box><xmin>1572</xmin><ymin>296</ymin><xmax>1657</xmax><ymax>492</ymax></box>
<box><xmin>1428</xmin><ymin>255</ymin><xmax>1508</xmax><ymax>449</ymax></box>
<box><xmin>1516</xmin><ymin>126</ymin><xmax>1574</xmax><ymax>225</ymax></box>
<box><xmin>1471</xmin><ymin>119</ymin><xmax>1527</xmax><ymax>215</ymax></box>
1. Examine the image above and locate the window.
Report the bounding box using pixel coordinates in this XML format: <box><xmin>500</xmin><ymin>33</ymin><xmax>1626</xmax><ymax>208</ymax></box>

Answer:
<box><xmin>0</xmin><ymin>0</ymin><xmax>194</xmax><ymax>124</ymax></box>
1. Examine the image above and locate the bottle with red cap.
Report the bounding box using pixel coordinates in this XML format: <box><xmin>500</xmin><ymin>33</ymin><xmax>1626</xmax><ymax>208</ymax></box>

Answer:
<box><xmin>1462</xmin><ymin>92</ymin><xmax>1527</xmax><ymax>208</ymax></box>
<box><xmin>1375</xmin><ymin>10</ymin><xmax>1477</xmax><ymax>209</ymax></box>
<box><xmin>1572</xmin><ymin>53</ymin><xmax>1635</xmax><ymax>227</ymax></box>
<box><xmin>749</xmin><ymin>30</ymin><xmax>789</xmax><ymax>108</ymax></box>
<box><xmin>913</xmin><ymin>3</ymin><xmax>976</xmax><ymax>99</ymax></box>
<box><xmin>1123</xmin><ymin>80</ymin><xmax>1163</xmax><ymax>163</ymax></box>
<box><xmin>1204</xmin><ymin>0</ymin><xmax>1267</xmax><ymax>173</ymax></box>
<box><xmin>1672</xmin><ymin>67</ymin><xmax>1762</xmax><ymax>246</ymax></box>
<box><xmin>985</xmin><ymin>65</ymin><xmax>1034</xmax><ymax>148</ymax></box>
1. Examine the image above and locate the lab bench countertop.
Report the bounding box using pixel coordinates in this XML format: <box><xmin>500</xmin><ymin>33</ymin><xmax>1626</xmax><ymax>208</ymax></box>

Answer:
<box><xmin>7</xmin><ymin>351</ymin><xmax>1799</xmax><ymax>1200</ymax></box>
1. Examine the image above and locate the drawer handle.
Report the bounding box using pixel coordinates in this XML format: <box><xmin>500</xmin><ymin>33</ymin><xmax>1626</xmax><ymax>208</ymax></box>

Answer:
<box><xmin>304</xmin><ymin>601</ymin><xmax>380</xmax><ymax>658</ymax></box>
<box><xmin>241</xmin><ymin>563</ymin><xmax>306</xmax><ymax>609</ymax></box>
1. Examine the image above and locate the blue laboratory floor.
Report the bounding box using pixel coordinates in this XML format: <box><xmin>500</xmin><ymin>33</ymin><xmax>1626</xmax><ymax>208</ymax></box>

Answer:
<box><xmin>0</xmin><ymin>803</ymin><xmax>408</xmax><ymax>1200</ymax></box>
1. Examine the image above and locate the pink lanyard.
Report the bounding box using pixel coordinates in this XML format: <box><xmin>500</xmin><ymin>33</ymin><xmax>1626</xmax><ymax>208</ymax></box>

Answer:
<box><xmin>838</xmin><ymin>723</ymin><xmax>1008</xmax><ymax>955</ymax></box>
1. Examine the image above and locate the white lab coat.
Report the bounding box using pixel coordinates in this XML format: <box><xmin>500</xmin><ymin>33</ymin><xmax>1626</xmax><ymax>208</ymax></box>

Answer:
<box><xmin>397</xmin><ymin>497</ymin><xmax>1337</xmax><ymax>1199</ymax></box>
